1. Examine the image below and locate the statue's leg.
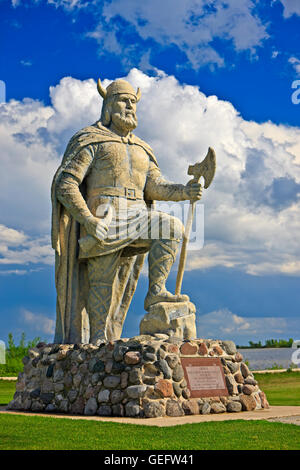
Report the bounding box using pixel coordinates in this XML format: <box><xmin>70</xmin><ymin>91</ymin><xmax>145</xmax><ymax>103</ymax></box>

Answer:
<box><xmin>87</xmin><ymin>251</ymin><xmax>121</xmax><ymax>344</ymax></box>
<box><xmin>144</xmin><ymin>238</ymin><xmax>189</xmax><ymax>311</ymax></box>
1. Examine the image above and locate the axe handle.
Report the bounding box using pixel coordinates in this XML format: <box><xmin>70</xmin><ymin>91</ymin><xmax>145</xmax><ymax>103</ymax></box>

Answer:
<box><xmin>175</xmin><ymin>147</ymin><xmax>216</xmax><ymax>295</ymax></box>
<box><xmin>175</xmin><ymin>200</ymin><xmax>196</xmax><ymax>295</ymax></box>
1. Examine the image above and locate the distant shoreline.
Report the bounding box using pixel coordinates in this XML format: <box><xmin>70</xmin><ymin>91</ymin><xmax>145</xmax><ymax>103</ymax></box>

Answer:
<box><xmin>237</xmin><ymin>339</ymin><xmax>295</xmax><ymax>349</ymax></box>
<box><xmin>237</xmin><ymin>346</ymin><xmax>293</xmax><ymax>349</ymax></box>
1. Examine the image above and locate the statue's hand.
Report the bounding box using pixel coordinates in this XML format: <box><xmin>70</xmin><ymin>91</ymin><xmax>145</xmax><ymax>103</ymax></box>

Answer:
<box><xmin>184</xmin><ymin>182</ymin><xmax>203</xmax><ymax>202</ymax></box>
<box><xmin>84</xmin><ymin>216</ymin><xmax>109</xmax><ymax>242</ymax></box>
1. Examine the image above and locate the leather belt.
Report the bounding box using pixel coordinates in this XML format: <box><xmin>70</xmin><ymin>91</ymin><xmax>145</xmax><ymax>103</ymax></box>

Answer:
<box><xmin>88</xmin><ymin>186</ymin><xmax>144</xmax><ymax>200</ymax></box>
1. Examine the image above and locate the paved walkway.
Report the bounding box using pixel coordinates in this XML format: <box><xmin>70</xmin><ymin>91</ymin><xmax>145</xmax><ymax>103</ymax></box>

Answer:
<box><xmin>1</xmin><ymin>406</ymin><xmax>300</xmax><ymax>427</ymax></box>
<box><xmin>269</xmin><ymin>415</ymin><xmax>300</xmax><ymax>426</ymax></box>
<box><xmin>252</xmin><ymin>369</ymin><xmax>300</xmax><ymax>374</ymax></box>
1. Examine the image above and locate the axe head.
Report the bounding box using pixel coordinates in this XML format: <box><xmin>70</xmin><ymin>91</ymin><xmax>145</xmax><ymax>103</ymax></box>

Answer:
<box><xmin>188</xmin><ymin>147</ymin><xmax>216</xmax><ymax>189</ymax></box>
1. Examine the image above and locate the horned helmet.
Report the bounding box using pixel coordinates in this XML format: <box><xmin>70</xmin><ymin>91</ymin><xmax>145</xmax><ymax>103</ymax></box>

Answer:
<box><xmin>97</xmin><ymin>78</ymin><xmax>141</xmax><ymax>102</ymax></box>
<box><xmin>97</xmin><ymin>78</ymin><xmax>141</xmax><ymax>126</ymax></box>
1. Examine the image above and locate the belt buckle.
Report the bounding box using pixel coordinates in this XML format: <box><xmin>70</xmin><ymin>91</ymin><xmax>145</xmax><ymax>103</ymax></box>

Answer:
<box><xmin>125</xmin><ymin>188</ymin><xmax>136</xmax><ymax>200</ymax></box>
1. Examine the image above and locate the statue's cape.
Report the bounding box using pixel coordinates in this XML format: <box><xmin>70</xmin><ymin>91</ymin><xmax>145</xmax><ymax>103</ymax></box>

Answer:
<box><xmin>51</xmin><ymin>121</ymin><xmax>158</xmax><ymax>344</ymax></box>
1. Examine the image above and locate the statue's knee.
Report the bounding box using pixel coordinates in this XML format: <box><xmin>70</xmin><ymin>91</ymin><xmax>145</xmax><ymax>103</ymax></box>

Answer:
<box><xmin>161</xmin><ymin>214</ymin><xmax>184</xmax><ymax>240</ymax></box>
<box><xmin>87</xmin><ymin>253</ymin><xmax>119</xmax><ymax>283</ymax></box>
<box><xmin>173</xmin><ymin>216</ymin><xmax>184</xmax><ymax>239</ymax></box>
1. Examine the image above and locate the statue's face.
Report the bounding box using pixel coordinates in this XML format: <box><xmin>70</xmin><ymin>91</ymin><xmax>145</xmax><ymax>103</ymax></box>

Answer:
<box><xmin>110</xmin><ymin>93</ymin><xmax>138</xmax><ymax>132</ymax></box>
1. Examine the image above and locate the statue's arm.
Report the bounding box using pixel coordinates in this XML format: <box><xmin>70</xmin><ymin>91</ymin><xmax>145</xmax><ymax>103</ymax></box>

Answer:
<box><xmin>144</xmin><ymin>162</ymin><xmax>197</xmax><ymax>202</ymax></box>
<box><xmin>56</xmin><ymin>145</ymin><xmax>107</xmax><ymax>239</ymax></box>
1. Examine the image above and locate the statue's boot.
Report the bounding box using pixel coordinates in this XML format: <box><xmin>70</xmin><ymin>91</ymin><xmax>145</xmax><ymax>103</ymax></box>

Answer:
<box><xmin>144</xmin><ymin>239</ymin><xmax>189</xmax><ymax>311</ymax></box>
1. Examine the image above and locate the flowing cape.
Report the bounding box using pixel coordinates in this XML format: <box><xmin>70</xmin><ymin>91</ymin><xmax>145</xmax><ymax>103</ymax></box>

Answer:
<box><xmin>51</xmin><ymin>121</ymin><xmax>158</xmax><ymax>344</ymax></box>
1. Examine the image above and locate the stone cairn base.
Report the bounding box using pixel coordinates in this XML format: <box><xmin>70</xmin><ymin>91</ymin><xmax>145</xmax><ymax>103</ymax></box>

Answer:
<box><xmin>8</xmin><ymin>336</ymin><xmax>269</xmax><ymax>418</ymax></box>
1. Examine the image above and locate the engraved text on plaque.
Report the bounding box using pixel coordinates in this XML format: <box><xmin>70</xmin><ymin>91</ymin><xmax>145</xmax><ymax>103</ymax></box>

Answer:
<box><xmin>181</xmin><ymin>357</ymin><xmax>229</xmax><ymax>398</ymax></box>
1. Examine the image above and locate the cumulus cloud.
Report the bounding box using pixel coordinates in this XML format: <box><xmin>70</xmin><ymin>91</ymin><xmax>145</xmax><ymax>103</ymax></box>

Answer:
<box><xmin>278</xmin><ymin>0</ymin><xmax>300</xmax><ymax>18</ymax></box>
<box><xmin>0</xmin><ymin>224</ymin><xmax>53</xmax><ymax>265</ymax></box>
<box><xmin>92</xmin><ymin>0</ymin><xmax>268</xmax><ymax>69</ymax></box>
<box><xmin>0</xmin><ymin>68</ymin><xmax>300</xmax><ymax>275</ymax></box>
<box><xmin>289</xmin><ymin>56</ymin><xmax>300</xmax><ymax>76</ymax></box>
<box><xmin>22</xmin><ymin>308</ymin><xmax>55</xmax><ymax>335</ymax></box>
<box><xmin>0</xmin><ymin>76</ymin><xmax>101</xmax><ymax>240</ymax></box>
<box><xmin>196</xmin><ymin>308</ymin><xmax>300</xmax><ymax>343</ymax></box>
<box><xmin>0</xmin><ymin>76</ymin><xmax>103</xmax><ymax>266</ymax></box>
<box><xmin>18</xmin><ymin>0</ymin><xmax>269</xmax><ymax>70</ymax></box>
<box><xmin>124</xmin><ymin>69</ymin><xmax>300</xmax><ymax>275</ymax></box>
<box><xmin>20</xmin><ymin>60</ymin><xmax>33</xmax><ymax>67</ymax></box>
<box><xmin>0</xmin><ymin>268</ymin><xmax>42</xmax><ymax>275</ymax></box>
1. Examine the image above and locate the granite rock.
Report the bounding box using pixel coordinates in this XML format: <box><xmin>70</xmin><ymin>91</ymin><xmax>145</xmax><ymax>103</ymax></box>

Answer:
<box><xmin>227</xmin><ymin>401</ymin><xmax>242</xmax><ymax>412</ymax></box>
<box><xmin>143</xmin><ymin>401</ymin><xmax>165</xmax><ymax>418</ymax></box>
<box><xmin>166</xmin><ymin>399</ymin><xmax>184</xmax><ymax>417</ymax></box>
<box><xmin>84</xmin><ymin>397</ymin><xmax>98</xmax><ymax>415</ymax></box>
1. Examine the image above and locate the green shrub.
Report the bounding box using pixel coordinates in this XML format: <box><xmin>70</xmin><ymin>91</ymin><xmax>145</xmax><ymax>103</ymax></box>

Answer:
<box><xmin>286</xmin><ymin>363</ymin><xmax>298</xmax><ymax>372</ymax></box>
<box><xmin>0</xmin><ymin>333</ymin><xmax>41</xmax><ymax>376</ymax></box>
<box><xmin>267</xmin><ymin>363</ymin><xmax>285</xmax><ymax>370</ymax></box>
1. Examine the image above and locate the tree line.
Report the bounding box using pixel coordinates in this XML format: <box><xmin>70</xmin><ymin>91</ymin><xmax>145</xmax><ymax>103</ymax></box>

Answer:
<box><xmin>237</xmin><ymin>338</ymin><xmax>294</xmax><ymax>349</ymax></box>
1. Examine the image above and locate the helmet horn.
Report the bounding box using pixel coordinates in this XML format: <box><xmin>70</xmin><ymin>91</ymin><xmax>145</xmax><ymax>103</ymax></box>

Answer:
<box><xmin>97</xmin><ymin>79</ymin><xmax>107</xmax><ymax>99</ymax></box>
<box><xmin>136</xmin><ymin>87</ymin><xmax>141</xmax><ymax>103</ymax></box>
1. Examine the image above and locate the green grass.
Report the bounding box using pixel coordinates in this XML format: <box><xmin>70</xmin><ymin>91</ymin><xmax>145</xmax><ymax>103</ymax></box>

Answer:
<box><xmin>0</xmin><ymin>373</ymin><xmax>299</xmax><ymax>450</ymax></box>
<box><xmin>0</xmin><ymin>414</ymin><xmax>299</xmax><ymax>450</ymax></box>
<box><xmin>0</xmin><ymin>380</ymin><xmax>16</xmax><ymax>406</ymax></box>
<box><xmin>0</xmin><ymin>371</ymin><xmax>19</xmax><ymax>377</ymax></box>
<box><xmin>254</xmin><ymin>372</ymin><xmax>300</xmax><ymax>406</ymax></box>
<box><xmin>0</xmin><ymin>333</ymin><xmax>41</xmax><ymax>377</ymax></box>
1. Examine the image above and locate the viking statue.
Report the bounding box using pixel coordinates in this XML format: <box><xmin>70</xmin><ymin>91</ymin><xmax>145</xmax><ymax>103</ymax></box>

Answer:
<box><xmin>51</xmin><ymin>78</ymin><xmax>202</xmax><ymax>344</ymax></box>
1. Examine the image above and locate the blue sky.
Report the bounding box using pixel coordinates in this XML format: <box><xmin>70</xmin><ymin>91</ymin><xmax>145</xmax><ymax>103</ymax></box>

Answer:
<box><xmin>0</xmin><ymin>0</ymin><xmax>300</xmax><ymax>346</ymax></box>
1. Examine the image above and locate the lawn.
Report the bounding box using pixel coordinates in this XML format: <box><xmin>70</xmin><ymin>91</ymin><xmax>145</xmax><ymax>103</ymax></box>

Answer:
<box><xmin>254</xmin><ymin>372</ymin><xmax>300</xmax><ymax>406</ymax></box>
<box><xmin>0</xmin><ymin>414</ymin><xmax>299</xmax><ymax>450</ymax></box>
<box><xmin>0</xmin><ymin>372</ymin><xmax>299</xmax><ymax>450</ymax></box>
<box><xmin>0</xmin><ymin>380</ymin><xmax>16</xmax><ymax>406</ymax></box>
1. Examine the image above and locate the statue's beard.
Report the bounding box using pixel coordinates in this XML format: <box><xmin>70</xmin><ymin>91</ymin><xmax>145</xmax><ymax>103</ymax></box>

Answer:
<box><xmin>111</xmin><ymin>111</ymin><xmax>137</xmax><ymax>133</ymax></box>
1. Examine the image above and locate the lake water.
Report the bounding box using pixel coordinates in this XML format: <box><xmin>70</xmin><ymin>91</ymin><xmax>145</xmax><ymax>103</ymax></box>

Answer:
<box><xmin>237</xmin><ymin>347</ymin><xmax>300</xmax><ymax>371</ymax></box>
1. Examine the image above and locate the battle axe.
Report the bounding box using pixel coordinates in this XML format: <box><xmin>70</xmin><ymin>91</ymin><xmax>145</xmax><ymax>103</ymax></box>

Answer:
<box><xmin>175</xmin><ymin>147</ymin><xmax>216</xmax><ymax>295</ymax></box>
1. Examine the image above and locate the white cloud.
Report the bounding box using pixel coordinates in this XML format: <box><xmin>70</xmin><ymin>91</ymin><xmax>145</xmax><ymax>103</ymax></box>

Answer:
<box><xmin>106</xmin><ymin>0</ymin><xmax>268</xmax><ymax>68</ymax></box>
<box><xmin>271</xmin><ymin>50</ymin><xmax>280</xmax><ymax>59</ymax></box>
<box><xmin>0</xmin><ymin>77</ymin><xmax>101</xmax><ymax>266</ymax></box>
<box><xmin>289</xmin><ymin>56</ymin><xmax>300</xmax><ymax>76</ymax></box>
<box><xmin>0</xmin><ymin>224</ymin><xmax>27</xmax><ymax>246</ymax></box>
<box><xmin>47</xmin><ymin>0</ymin><xmax>88</xmax><ymax>9</ymax></box>
<box><xmin>0</xmin><ymin>77</ymin><xmax>100</xmax><ymax>234</ymax></box>
<box><xmin>0</xmin><ymin>268</ymin><xmax>42</xmax><ymax>275</ymax></box>
<box><xmin>124</xmin><ymin>69</ymin><xmax>300</xmax><ymax>276</ymax></box>
<box><xmin>0</xmin><ymin>69</ymin><xmax>300</xmax><ymax>275</ymax></box>
<box><xmin>0</xmin><ymin>224</ymin><xmax>53</xmax><ymax>265</ymax></box>
<box><xmin>22</xmin><ymin>308</ymin><xmax>55</xmax><ymax>335</ymax></box>
<box><xmin>36</xmin><ymin>0</ymin><xmax>269</xmax><ymax>69</ymax></box>
<box><xmin>278</xmin><ymin>0</ymin><xmax>300</xmax><ymax>18</ymax></box>
<box><xmin>48</xmin><ymin>76</ymin><xmax>101</xmax><ymax>140</ymax></box>
<box><xmin>20</xmin><ymin>60</ymin><xmax>33</xmax><ymax>67</ymax></box>
<box><xmin>196</xmin><ymin>308</ymin><xmax>300</xmax><ymax>343</ymax></box>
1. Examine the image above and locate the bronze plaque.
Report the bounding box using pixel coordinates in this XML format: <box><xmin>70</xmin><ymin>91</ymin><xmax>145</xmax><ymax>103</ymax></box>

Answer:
<box><xmin>181</xmin><ymin>357</ymin><xmax>228</xmax><ymax>398</ymax></box>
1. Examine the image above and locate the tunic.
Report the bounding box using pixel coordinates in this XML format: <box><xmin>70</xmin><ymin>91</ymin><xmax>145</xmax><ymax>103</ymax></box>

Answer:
<box><xmin>56</xmin><ymin>121</ymin><xmax>186</xmax><ymax>259</ymax></box>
